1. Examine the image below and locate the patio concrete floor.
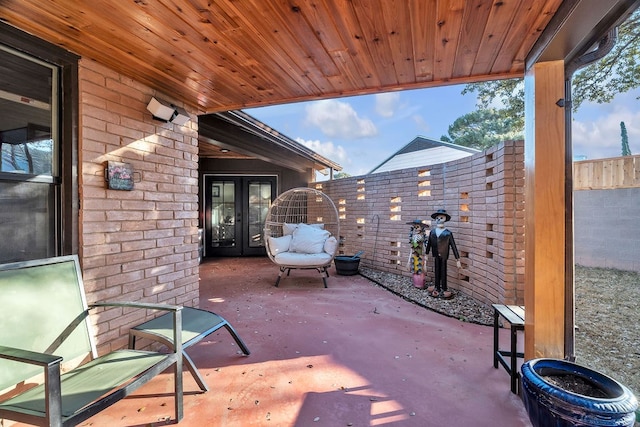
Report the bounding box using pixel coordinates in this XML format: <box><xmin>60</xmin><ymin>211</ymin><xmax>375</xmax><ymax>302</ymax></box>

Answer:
<box><xmin>79</xmin><ymin>256</ymin><xmax>531</xmax><ymax>427</ymax></box>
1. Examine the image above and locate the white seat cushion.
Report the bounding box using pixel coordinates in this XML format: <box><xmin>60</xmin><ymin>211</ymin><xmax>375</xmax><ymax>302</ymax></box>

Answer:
<box><xmin>274</xmin><ymin>252</ymin><xmax>333</xmax><ymax>267</ymax></box>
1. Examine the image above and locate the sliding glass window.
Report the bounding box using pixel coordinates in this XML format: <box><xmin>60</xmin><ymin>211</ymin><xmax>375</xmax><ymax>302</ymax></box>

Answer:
<box><xmin>0</xmin><ymin>44</ymin><xmax>60</xmax><ymax>262</ymax></box>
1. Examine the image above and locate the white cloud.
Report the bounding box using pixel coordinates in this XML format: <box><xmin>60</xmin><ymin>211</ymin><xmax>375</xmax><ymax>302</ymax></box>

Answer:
<box><xmin>375</xmin><ymin>92</ymin><xmax>400</xmax><ymax>118</ymax></box>
<box><xmin>296</xmin><ymin>137</ymin><xmax>350</xmax><ymax>167</ymax></box>
<box><xmin>305</xmin><ymin>99</ymin><xmax>377</xmax><ymax>139</ymax></box>
<box><xmin>411</xmin><ymin>114</ymin><xmax>431</xmax><ymax>134</ymax></box>
<box><xmin>572</xmin><ymin>106</ymin><xmax>640</xmax><ymax>159</ymax></box>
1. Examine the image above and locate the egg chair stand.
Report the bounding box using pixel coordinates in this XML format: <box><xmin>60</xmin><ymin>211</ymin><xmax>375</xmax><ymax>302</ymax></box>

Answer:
<box><xmin>275</xmin><ymin>265</ymin><xmax>331</xmax><ymax>288</ymax></box>
<box><xmin>264</xmin><ymin>187</ymin><xmax>340</xmax><ymax>288</ymax></box>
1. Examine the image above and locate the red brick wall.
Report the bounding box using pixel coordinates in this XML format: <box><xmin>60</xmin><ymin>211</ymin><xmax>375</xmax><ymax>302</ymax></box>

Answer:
<box><xmin>320</xmin><ymin>140</ymin><xmax>525</xmax><ymax>306</ymax></box>
<box><xmin>78</xmin><ymin>59</ymin><xmax>200</xmax><ymax>353</ymax></box>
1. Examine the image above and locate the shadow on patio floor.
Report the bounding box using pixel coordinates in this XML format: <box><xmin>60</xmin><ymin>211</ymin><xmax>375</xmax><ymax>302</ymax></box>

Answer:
<box><xmin>80</xmin><ymin>256</ymin><xmax>531</xmax><ymax>427</ymax></box>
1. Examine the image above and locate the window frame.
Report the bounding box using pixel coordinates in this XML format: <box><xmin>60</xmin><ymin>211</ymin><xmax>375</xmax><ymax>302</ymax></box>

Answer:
<box><xmin>1</xmin><ymin>22</ymin><xmax>79</xmax><ymax>257</ymax></box>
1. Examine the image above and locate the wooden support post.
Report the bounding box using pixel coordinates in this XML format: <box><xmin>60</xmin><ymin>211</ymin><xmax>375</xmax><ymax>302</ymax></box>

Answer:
<box><xmin>524</xmin><ymin>60</ymin><xmax>567</xmax><ymax>360</ymax></box>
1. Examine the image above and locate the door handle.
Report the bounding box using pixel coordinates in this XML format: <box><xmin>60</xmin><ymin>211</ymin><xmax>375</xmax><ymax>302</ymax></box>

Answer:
<box><xmin>236</xmin><ymin>212</ymin><xmax>242</xmax><ymax>223</ymax></box>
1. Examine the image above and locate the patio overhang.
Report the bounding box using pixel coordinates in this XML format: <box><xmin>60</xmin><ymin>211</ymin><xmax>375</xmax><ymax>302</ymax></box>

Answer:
<box><xmin>1</xmin><ymin>1</ymin><xmax>635</xmax><ymax>112</ymax></box>
<box><xmin>0</xmin><ymin>0</ymin><xmax>568</xmax><ymax>113</ymax></box>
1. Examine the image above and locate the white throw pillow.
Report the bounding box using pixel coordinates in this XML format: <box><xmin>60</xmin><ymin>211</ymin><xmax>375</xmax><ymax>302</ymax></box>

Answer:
<box><xmin>283</xmin><ymin>222</ymin><xmax>325</xmax><ymax>235</ymax></box>
<box><xmin>268</xmin><ymin>235</ymin><xmax>292</xmax><ymax>255</ymax></box>
<box><xmin>290</xmin><ymin>223</ymin><xmax>330</xmax><ymax>254</ymax></box>
<box><xmin>283</xmin><ymin>223</ymin><xmax>298</xmax><ymax>235</ymax></box>
<box><xmin>323</xmin><ymin>236</ymin><xmax>338</xmax><ymax>255</ymax></box>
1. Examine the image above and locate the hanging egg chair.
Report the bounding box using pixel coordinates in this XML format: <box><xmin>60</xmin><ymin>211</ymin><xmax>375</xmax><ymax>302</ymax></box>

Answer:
<box><xmin>263</xmin><ymin>187</ymin><xmax>340</xmax><ymax>287</ymax></box>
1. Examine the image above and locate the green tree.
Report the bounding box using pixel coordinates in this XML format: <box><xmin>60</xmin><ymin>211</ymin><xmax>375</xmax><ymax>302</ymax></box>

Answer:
<box><xmin>461</xmin><ymin>78</ymin><xmax>524</xmax><ymax>127</ymax></box>
<box><xmin>620</xmin><ymin>121</ymin><xmax>632</xmax><ymax>156</ymax></box>
<box><xmin>459</xmin><ymin>10</ymin><xmax>639</xmax><ymax>142</ymax></box>
<box><xmin>333</xmin><ymin>171</ymin><xmax>352</xmax><ymax>179</ymax></box>
<box><xmin>441</xmin><ymin>109</ymin><xmax>523</xmax><ymax>150</ymax></box>
<box><xmin>572</xmin><ymin>11</ymin><xmax>640</xmax><ymax>112</ymax></box>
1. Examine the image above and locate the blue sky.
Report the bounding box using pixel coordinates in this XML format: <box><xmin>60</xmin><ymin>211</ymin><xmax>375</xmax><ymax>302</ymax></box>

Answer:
<box><xmin>245</xmin><ymin>84</ymin><xmax>640</xmax><ymax>178</ymax></box>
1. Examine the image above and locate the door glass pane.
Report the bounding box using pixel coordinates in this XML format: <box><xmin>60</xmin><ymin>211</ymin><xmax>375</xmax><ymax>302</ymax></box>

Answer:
<box><xmin>210</xmin><ymin>181</ymin><xmax>235</xmax><ymax>248</ymax></box>
<box><xmin>248</xmin><ymin>181</ymin><xmax>272</xmax><ymax>248</ymax></box>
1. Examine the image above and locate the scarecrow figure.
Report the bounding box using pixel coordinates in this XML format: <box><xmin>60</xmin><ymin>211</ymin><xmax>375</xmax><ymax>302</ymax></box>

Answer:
<box><xmin>407</xmin><ymin>219</ymin><xmax>429</xmax><ymax>288</ymax></box>
<box><xmin>425</xmin><ymin>209</ymin><xmax>461</xmax><ymax>299</ymax></box>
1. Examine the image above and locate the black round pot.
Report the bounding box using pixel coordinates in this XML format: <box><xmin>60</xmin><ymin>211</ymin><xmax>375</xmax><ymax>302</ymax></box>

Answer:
<box><xmin>521</xmin><ymin>358</ymin><xmax>638</xmax><ymax>427</ymax></box>
<box><xmin>334</xmin><ymin>256</ymin><xmax>360</xmax><ymax>275</ymax></box>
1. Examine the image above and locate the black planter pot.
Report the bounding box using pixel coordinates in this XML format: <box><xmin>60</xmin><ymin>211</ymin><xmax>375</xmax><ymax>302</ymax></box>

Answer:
<box><xmin>521</xmin><ymin>358</ymin><xmax>638</xmax><ymax>427</ymax></box>
<box><xmin>334</xmin><ymin>256</ymin><xmax>360</xmax><ymax>275</ymax></box>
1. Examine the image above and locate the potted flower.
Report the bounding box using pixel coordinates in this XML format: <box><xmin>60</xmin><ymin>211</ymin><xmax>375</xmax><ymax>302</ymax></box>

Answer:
<box><xmin>406</xmin><ymin>219</ymin><xmax>428</xmax><ymax>288</ymax></box>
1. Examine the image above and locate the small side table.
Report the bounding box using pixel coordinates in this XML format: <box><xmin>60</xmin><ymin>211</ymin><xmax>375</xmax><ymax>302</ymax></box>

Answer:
<box><xmin>492</xmin><ymin>304</ymin><xmax>525</xmax><ymax>394</ymax></box>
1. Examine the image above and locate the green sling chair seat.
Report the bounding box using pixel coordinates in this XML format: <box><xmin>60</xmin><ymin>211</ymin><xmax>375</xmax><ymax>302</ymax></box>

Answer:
<box><xmin>0</xmin><ymin>350</ymin><xmax>168</xmax><ymax>417</ymax></box>
<box><xmin>129</xmin><ymin>307</ymin><xmax>250</xmax><ymax>392</ymax></box>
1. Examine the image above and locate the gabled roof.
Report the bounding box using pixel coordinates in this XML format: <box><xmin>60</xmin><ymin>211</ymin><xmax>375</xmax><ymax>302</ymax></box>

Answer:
<box><xmin>369</xmin><ymin>136</ymin><xmax>479</xmax><ymax>174</ymax></box>
<box><xmin>199</xmin><ymin>110</ymin><xmax>342</xmax><ymax>174</ymax></box>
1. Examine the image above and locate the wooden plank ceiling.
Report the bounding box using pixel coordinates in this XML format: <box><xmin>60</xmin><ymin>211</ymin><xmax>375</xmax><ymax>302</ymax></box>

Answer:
<box><xmin>0</xmin><ymin>0</ymin><xmax>564</xmax><ymax>113</ymax></box>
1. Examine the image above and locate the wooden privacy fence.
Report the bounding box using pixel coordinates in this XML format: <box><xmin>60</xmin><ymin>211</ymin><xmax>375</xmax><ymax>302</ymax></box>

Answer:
<box><xmin>574</xmin><ymin>155</ymin><xmax>640</xmax><ymax>190</ymax></box>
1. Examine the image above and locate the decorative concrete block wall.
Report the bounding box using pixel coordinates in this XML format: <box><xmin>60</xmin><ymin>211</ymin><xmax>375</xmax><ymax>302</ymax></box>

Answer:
<box><xmin>573</xmin><ymin>155</ymin><xmax>640</xmax><ymax>272</ymax></box>
<box><xmin>79</xmin><ymin>59</ymin><xmax>200</xmax><ymax>353</ymax></box>
<box><xmin>319</xmin><ymin>140</ymin><xmax>525</xmax><ymax>306</ymax></box>
<box><xmin>574</xmin><ymin>188</ymin><xmax>640</xmax><ymax>272</ymax></box>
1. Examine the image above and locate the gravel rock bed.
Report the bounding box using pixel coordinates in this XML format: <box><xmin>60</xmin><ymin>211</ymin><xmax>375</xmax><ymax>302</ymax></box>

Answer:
<box><xmin>359</xmin><ymin>266</ymin><xmax>495</xmax><ymax>326</ymax></box>
<box><xmin>359</xmin><ymin>265</ymin><xmax>640</xmax><ymax>406</ymax></box>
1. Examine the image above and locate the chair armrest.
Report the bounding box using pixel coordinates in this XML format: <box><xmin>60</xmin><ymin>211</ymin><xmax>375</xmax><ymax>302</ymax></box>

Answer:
<box><xmin>90</xmin><ymin>301</ymin><xmax>182</xmax><ymax>312</ymax></box>
<box><xmin>0</xmin><ymin>345</ymin><xmax>62</xmax><ymax>367</ymax></box>
<box><xmin>0</xmin><ymin>345</ymin><xmax>64</xmax><ymax>421</ymax></box>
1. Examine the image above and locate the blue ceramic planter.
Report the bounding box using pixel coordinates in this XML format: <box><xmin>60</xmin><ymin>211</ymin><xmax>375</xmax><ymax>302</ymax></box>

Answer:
<box><xmin>521</xmin><ymin>358</ymin><xmax>638</xmax><ymax>427</ymax></box>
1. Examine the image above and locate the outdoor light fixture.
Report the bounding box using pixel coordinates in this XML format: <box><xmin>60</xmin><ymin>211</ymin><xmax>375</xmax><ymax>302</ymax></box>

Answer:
<box><xmin>171</xmin><ymin>106</ymin><xmax>190</xmax><ymax>126</ymax></box>
<box><xmin>146</xmin><ymin>97</ymin><xmax>174</xmax><ymax>121</ymax></box>
<box><xmin>146</xmin><ymin>97</ymin><xmax>191</xmax><ymax>125</ymax></box>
